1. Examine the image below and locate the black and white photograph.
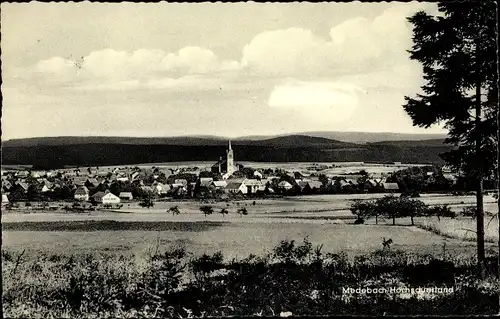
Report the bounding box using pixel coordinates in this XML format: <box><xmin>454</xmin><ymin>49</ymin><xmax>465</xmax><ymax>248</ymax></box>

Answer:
<box><xmin>1</xmin><ymin>1</ymin><xmax>499</xmax><ymax>317</ymax></box>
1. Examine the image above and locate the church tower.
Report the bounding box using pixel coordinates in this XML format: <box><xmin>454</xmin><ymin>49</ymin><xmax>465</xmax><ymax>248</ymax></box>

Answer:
<box><xmin>226</xmin><ymin>140</ymin><xmax>234</xmax><ymax>175</ymax></box>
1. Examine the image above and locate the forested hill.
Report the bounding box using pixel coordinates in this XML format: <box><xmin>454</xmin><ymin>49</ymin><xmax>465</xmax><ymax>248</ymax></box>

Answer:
<box><xmin>1</xmin><ymin>135</ymin><xmax>453</xmax><ymax>169</ymax></box>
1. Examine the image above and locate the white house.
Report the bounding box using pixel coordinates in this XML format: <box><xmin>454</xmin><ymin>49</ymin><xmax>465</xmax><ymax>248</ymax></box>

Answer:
<box><xmin>253</xmin><ymin>171</ymin><xmax>263</xmax><ymax>179</ymax></box>
<box><xmin>225</xmin><ymin>182</ymin><xmax>247</xmax><ymax>194</ymax></box>
<box><xmin>211</xmin><ymin>180</ymin><xmax>227</xmax><ymax>189</ymax></box>
<box><xmin>152</xmin><ymin>182</ymin><xmax>170</xmax><ymax>195</ymax></box>
<box><xmin>102</xmin><ymin>192</ymin><xmax>120</xmax><ymax>204</ymax></box>
<box><xmin>242</xmin><ymin>179</ymin><xmax>264</xmax><ymax>194</ymax></box>
<box><xmin>278</xmin><ymin>181</ymin><xmax>293</xmax><ymax>190</ymax></box>
<box><xmin>2</xmin><ymin>194</ymin><xmax>10</xmax><ymax>205</ymax></box>
<box><xmin>91</xmin><ymin>190</ymin><xmax>118</xmax><ymax>204</ymax></box>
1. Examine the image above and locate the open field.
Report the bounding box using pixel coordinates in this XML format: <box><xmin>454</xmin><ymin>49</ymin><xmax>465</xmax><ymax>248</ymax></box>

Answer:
<box><xmin>4</xmin><ymin>193</ymin><xmax>496</xmax><ymax>219</ymax></box>
<box><xmin>102</xmin><ymin>161</ymin><xmax>429</xmax><ymax>177</ymax></box>
<box><xmin>2</xmin><ymin>193</ymin><xmax>497</xmax><ymax>261</ymax></box>
<box><xmin>3</xmin><ymin>220</ymin><xmax>492</xmax><ymax>261</ymax></box>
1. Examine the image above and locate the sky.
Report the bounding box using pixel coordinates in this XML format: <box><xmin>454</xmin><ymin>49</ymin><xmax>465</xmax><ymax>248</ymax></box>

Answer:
<box><xmin>1</xmin><ymin>1</ymin><xmax>447</xmax><ymax>140</ymax></box>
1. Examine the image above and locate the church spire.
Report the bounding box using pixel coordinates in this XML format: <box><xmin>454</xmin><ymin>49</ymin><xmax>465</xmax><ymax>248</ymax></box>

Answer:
<box><xmin>228</xmin><ymin>140</ymin><xmax>232</xmax><ymax>151</ymax></box>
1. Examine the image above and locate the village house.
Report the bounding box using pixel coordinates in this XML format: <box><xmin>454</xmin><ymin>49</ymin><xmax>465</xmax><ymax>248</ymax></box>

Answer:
<box><xmin>91</xmin><ymin>190</ymin><xmax>121</xmax><ymax>204</ymax></box>
<box><xmin>16</xmin><ymin>181</ymin><xmax>30</xmax><ymax>193</ymax></box>
<box><xmin>119</xmin><ymin>192</ymin><xmax>134</xmax><ymax>201</ymax></box>
<box><xmin>140</xmin><ymin>185</ymin><xmax>155</xmax><ymax>195</ymax></box>
<box><xmin>174</xmin><ymin>179</ymin><xmax>188</xmax><ymax>187</ymax></box>
<box><xmin>382</xmin><ymin>182</ymin><xmax>400</xmax><ymax>193</ymax></box>
<box><xmin>277</xmin><ymin>181</ymin><xmax>293</xmax><ymax>191</ymax></box>
<box><xmin>253</xmin><ymin>171</ymin><xmax>263</xmax><ymax>179</ymax></box>
<box><xmin>16</xmin><ymin>171</ymin><xmax>29</xmax><ymax>178</ymax></box>
<box><xmin>307</xmin><ymin>180</ymin><xmax>323</xmax><ymax>191</ymax></box>
<box><xmin>211</xmin><ymin>180</ymin><xmax>227</xmax><ymax>190</ymax></box>
<box><xmin>2</xmin><ymin>180</ymin><xmax>13</xmax><ymax>192</ymax></box>
<box><xmin>152</xmin><ymin>182</ymin><xmax>170</xmax><ymax>195</ymax></box>
<box><xmin>74</xmin><ymin>186</ymin><xmax>90</xmax><ymax>201</ymax></box>
<box><xmin>200</xmin><ymin>177</ymin><xmax>214</xmax><ymax>188</ymax></box>
<box><xmin>225</xmin><ymin>182</ymin><xmax>247</xmax><ymax>194</ymax></box>
<box><xmin>242</xmin><ymin>179</ymin><xmax>264</xmax><ymax>194</ymax></box>
<box><xmin>2</xmin><ymin>194</ymin><xmax>10</xmax><ymax>205</ymax></box>
<box><xmin>72</xmin><ymin>176</ymin><xmax>88</xmax><ymax>187</ymax></box>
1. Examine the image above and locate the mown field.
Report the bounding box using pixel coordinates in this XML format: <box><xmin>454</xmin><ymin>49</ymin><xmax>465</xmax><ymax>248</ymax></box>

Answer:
<box><xmin>2</xmin><ymin>194</ymin><xmax>498</xmax><ymax>261</ymax></box>
<box><xmin>2</xmin><ymin>194</ymin><xmax>498</xmax><ymax>258</ymax></box>
<box><xmin>6</xmin><ymin>220</ymin><xmax>492</xmax><ymax>261</ymax></box>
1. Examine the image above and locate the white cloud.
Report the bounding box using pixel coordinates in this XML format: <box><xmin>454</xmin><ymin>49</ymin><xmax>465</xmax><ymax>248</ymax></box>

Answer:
<box><xmin>268</xmin><ymin>80</ymin><xmax>361</xmax><ymax>123</ymax></box>
<box><xmin>241</xmin><ymin>2</ymin><xmax>430</xmax><ymax>76</ymax></box>
<box><xmin>27</xmin><ymin>47</ymin><xmax>240</xmax><ymax>87</ymax></box>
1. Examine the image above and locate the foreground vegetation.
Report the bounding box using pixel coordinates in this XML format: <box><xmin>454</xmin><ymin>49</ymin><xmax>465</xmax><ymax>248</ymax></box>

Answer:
<box><xmin>3</xmin><ymin>239</ymin><xmax>498</xmax><ymax>317</ymax></box>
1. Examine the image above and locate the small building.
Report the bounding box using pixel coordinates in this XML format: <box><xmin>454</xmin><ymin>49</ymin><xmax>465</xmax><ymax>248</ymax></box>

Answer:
<box><xmin>92</xmin><ymin>190</ymin><xmax>121</xmax><ymax>204</ymax></box>
<box><xmin>72</xmin><ymin>176</ymin><xmax>88</xmax><ymax>187</ymax></box>
<box><xmin>382</xmin><ymin>182</ymin><xmax>400</xmax><ymax>192</ymax></box>
<box><xmin>152</xmin><ymin>182</ymin><xmax>170</xmax><ymax>195</ymax></box>
<box><xmin>16</xmin><ymin>182</ymin><xmax>29</xmax><ymax>193</ymax></box>
<box><xmin>211</xmin><ymin>180</ymin><xmax>228</xmax><ymax>189</ymax></box>
<box><xmin>242</xmin><ymin>179</ymin><xmax>263</xmax><ymax>194</ymax></box>
<box><xmin>200</xmin><ymin>177</ymin><xmax>214</xmax><ymax>188</ymax></box>
<box><xmin>174</xmin><ymin>179</ymin><xmax>188</xmax><ymax>187</ymax></box>
<box><xmin>119</xmin><ymin>192</ymin><xmax>134</xmax><ymax>200</ymax></box>
<box><xmin>74</xmin><ymin>186</ymin><xmax>90</xmax><ymax>201</ymax></box>
<box><xmin>225</xmin><ymin>182</ymin><xmax>247</xmax><ymax>194</ymax></box>
<box><xmin>307</xmin><ymin>181</ymin><xmax>323</xmax><ymax>190</ymax></box>
<box><xmin>277</xmin><ymin>181</ymin><xmax>293</xmax><ymax>190</ymax></box>
<box><xmin>2</xmin><ymin>194</ymin><xmax>10</xmax><ymax>205</ymax></box>
<box><xmin>253</xmin><ymin>171</ymin><xmax>263</xmax><ymax>179</ymax></box>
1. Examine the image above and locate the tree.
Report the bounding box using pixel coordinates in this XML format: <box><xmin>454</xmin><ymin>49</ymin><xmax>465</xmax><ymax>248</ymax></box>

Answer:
<box><xmin>199</xmin><ymin>205</ymin><xmax>214</xmax><ymax>217</ymax></box>
<box><xmin>349</xmin><ymin>200</ymin><xmax>378</xmax><ymax>224</ymax></box>
<box><xmin>139</xmin><ymin>196</ymin><xmax>155</xmax><ymax>208</ymax></box>
<box><xmin>375</xmin><ymin>195</ymin><xmax>399</xmax><ymax>226</ymax></box>
<box><xmin>167</xmin><ymin>206</ymin><xmax>181</xmax><ymax>216</ymax></box>
<box><xmin>405</xmin><ymin>2</ymin><xmax>497</xmax><ymax>269</ymax></box>
<box><xmin>237</xmin><ymin>207</ymin><xmax>248</xmax><ymax>217</ymax></box>
<box><xmin>219</xmin><ymin>208</ymin><xmax>229</xmax><ymax>217</ymax></box>
<box><xmin>396</xmin><ymin>198</ymin><xmax>428</xmax><ymax>226</ymax></box>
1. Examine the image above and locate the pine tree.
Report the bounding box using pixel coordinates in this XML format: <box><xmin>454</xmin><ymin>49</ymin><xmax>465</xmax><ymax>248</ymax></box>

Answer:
<box><xmin>404</xmin><ymin>1</ymin><xmax>498</xmax><ymax>270</ymax></box>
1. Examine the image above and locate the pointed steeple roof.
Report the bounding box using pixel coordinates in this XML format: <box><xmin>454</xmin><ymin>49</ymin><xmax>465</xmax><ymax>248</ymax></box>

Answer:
<box><xmin>228</xmin><ymin>140</ymin><xmax>232</xmax><ymax>151</ymax></box>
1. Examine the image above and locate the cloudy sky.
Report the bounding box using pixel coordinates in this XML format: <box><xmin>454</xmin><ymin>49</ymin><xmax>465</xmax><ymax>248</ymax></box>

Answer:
<box><xmin>1</xmin><ymin>2</ymin><xmax>447</xmax><ymax>140</ymax></box>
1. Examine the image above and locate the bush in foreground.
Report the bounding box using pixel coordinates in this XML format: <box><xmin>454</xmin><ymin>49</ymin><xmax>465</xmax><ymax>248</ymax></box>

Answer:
<box><xmin>2</xmin><ymin>240</ymin><xmax>498</xmax><ymax>317</ymax></box>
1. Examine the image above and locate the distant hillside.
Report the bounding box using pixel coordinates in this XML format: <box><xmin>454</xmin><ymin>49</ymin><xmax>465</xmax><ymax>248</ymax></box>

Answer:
<box><xmin>368</xmin><ymin>139</ymin><xmax>447</xmax><ymax>147</ymax></box>
<box><xmin>299</xmin><ymin>131</ymin><xmax>448</xmax><ymax>144</ymax></box>
<box><xmin>1</xmin><ymin>133</ymin><xmax>454</xmax><ymax>169</ymax></box>
<box><xmin>3</xmin><ymin>135</ymin><xmax>357</xmax><ymax>148</ymax></box>
<box><xmin>237</xmin><ymin>135</ymin><xmax>359</xmax><ymax>148</ymax></box>
<box><xmin>1</xmin><ymin>136</ymin><xmax>228</xmax><ymax>147</ymax></box>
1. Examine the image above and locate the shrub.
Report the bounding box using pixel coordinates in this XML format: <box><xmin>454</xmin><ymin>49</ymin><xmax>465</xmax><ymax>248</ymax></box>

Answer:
<box><xmin>199</xmin><ymin>205</ymin><xmax>214</xmax><ymax>217</ymax></box>
<box><xmin>424</xmin><ymin>205</ymin><xmax>456</xmax><ymax>221</ymax></box>
<box><xmin>354</xmin><ymin>218</ymin><xmax>365</xmax><ymax>224</ymax></box>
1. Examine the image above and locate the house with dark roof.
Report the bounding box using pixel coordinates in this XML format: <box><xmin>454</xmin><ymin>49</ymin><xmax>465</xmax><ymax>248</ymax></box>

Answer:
<box><xmin>211</xmin><ymin>180</ymin><xmax>227</xmax><ymax>189</ymax></box>
<box><xmin>225</xmin><ymin>182</ymin><xmax>247</xmax><ymax>194</ymax></box>
<box><xmin>119</xmin><ymin>192</ymin><xmax>134</xmax><ymax>200</ymax></box>
<box><xmin>74</xmin><ymin>186</ymin><xmax>90</xmax><ymax>201</ymax></box>
<box><xmin>91</xmin><ymin>190</ymin><xmax>120</xmax><ymax>204</ymax></box>
<box><xmin>382</xmin><ymin>182</ymin><xmax>400</xmax><ymax>192</ymax></box>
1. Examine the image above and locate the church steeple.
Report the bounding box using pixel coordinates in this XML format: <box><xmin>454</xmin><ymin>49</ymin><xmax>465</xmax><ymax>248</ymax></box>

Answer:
<box><xmin>227</xmin><ymin>140</ymin><xmax>234</xmax><ymax>175</ymax></box>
